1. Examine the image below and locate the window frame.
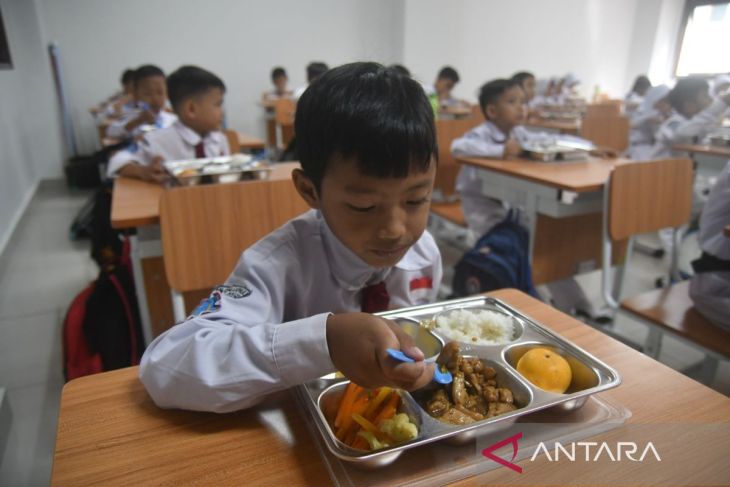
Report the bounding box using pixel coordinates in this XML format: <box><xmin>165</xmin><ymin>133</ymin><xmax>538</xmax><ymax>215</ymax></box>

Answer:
<box><xmin>673</xmin><ymin>0</ymin><xmax>730</xmax><ymax>78</ymax></box>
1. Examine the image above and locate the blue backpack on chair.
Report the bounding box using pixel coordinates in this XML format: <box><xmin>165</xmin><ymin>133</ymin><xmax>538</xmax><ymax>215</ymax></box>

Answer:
<box><xmin>452</xmin><ymin>210</ymin><xmax>539</xmax><ymax>298</ymax></box>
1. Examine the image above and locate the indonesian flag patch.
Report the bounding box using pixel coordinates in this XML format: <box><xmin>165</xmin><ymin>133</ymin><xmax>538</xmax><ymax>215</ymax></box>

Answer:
<box><xmin>409</xmin><ymin>276</ymin><xmax>433</xmax><ymax>301</ymax></box>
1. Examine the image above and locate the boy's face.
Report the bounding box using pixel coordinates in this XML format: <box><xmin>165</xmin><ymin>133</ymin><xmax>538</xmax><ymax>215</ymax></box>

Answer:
<box><xmin>435</xmin><ymin>77</ymin><xmax>455</xmax><ymax>97</ymax></box>
<box><xmin>273</xmin><ymin>75</ymin><xmax>288</xmax><ymax>93</ymax></box>
<box><xmin>295</xmin><ymin>158</ymin><xmax>436</xmax><ymax>268</ymax></box>
<box><xmin>486</xmin><ymin>86</ymin><xmax>526</xmax><ymax>131</ymax></box>
<box><xmin>180</xmin><ymin>87</ymin><xmax>224</xmax><ymax>134</ymax></box>
<box><xmin>521</xmin><ymin>77</ymin><xmax>536</xmax><ymax>100</ymax></box>
<box><xmin>135</xmin><ymin>75</ymin><xmax>167</xmax><ymax>114</ymax></box>
<box><xmin>681</xmin><ymin>90</ymin><xmax>712</xmax><ymax>118</ymax></box>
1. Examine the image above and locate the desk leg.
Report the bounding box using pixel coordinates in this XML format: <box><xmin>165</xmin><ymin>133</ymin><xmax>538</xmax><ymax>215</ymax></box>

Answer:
<box><xmin>524</xmin><ymin>192</ymin><xmax>538</xmax><ymax>263</ymax></box>
<box><xmin>129</xmin><ymin>234</ymin><xmax>153</xmax><ymax>346</ymax></box>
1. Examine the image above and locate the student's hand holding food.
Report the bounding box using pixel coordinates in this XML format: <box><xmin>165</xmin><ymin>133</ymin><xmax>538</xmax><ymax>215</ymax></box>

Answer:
<box><xmin>326</xmin><ymin>313</ymin><xmax>434</xmax><ymax>391</ymax></box>
<box><xmin>503</xmin><ymin>138</ymin><xmax>523</xmax><ymax>159</ymax></box>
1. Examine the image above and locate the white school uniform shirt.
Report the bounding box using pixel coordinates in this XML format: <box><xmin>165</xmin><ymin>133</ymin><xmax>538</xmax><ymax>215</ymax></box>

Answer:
<box><xmin>106</xmin><ymin>120</ymin><xmax>230</xmax><ymax>177</ymax></box>
<box><xmin>451</xmin><ymin>121</ymin><xmax>593</xmax><ymax>237</ymax></box>
<box><xmin>139</xmin><ymin>209</ymin><xmax>443</xmax><ymax>412</ymax></box>
<box><xmin>627</xmin><ymin>85</ymin><xmax>672</xmax><ymax>160</ymax></box>
<box><xmin>293</xmin><ymin>84</ymin><xmax>308</xmax><ymax>100</ymax></box>
<box><xmin>649</xmin><ymin>98</ymin><xmax>730</xmax><ymax>160</ymax></box>
<box><xmin>105</xmin><ymin>105</ymin><xmax>178</xmax><ymax>140</ymax></box>
<box><xmin>689</xmin><ymin>159</ymin><xmax>730</xmax><ymax>328</ymax></box>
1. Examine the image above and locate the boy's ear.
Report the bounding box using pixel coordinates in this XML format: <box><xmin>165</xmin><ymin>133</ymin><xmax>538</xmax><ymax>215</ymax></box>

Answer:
<box><xmin>292</xmin><ymin>169</ymin><xmax>321</xmax><ymax>209</ymax></box>
<box><xmin>486</xmin><ymin>103</ymin><xmax>497</xmax><ymax>120</ymax></box>
<box><xmin>181</xmin><ymin>98</ymin><xmax>196</xmax><ymax>119</ymax></box>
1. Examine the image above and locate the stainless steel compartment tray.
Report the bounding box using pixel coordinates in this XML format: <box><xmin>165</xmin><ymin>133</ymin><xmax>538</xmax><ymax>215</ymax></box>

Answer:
<box><xmin>296</xmin><ymin>295</ymin><xmax>621</xmax><ymax>468</ymax></box>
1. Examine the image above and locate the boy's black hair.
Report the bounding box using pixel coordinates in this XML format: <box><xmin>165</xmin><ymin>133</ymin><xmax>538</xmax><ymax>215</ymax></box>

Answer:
<box><xmin>167</xmin><ymin>65</ymin><xmax>226</xmax><ymax>111</ymax></box>
<box><xmin>306</xmin><ymin>62</ymin><xmax>329</xmax><ymax>82</ymax></box>
<box><xmin>478</xmin><ymin>78</ymin><xmax>520</xmax><ymax>118</ymax></box>
<box><xmin>511</xmin><ymin>71</ymin><xmax>535</xmax><ymax>86</ymax></box>
<box><xmin>133</xmin><ymin>65</ymin><xmax>165</xmax><ymax>88</ymax></box>
<box><xmin>668</xmin><ymin>77</ymin><xmax>709</xmax><ymax>113</ymax></box>
<box><xmin>437</xmin><ymin>66</ymin><xmax>459</xmax><ymax>83</ymax></box>
<box><xmin>295</xmin><ymin>62</ymin><xmax>437</xmax><ymax>191</ymax></box>
<box><xmin>121</xmin><ymin>69</ymin><xmax>135</xmax><ymax>85</ymax></box>
<box><xmin>271</xmin><ymin>66</ymin><xmax>287</xmax><ymax>81</ymax></box>
<box><xmin>389</xmin><ymin>64</ymin><xmax>411</xmax><ymax>77</ymax></box>
<box><xmin>631</xmin><ymin>75</ymin><xmax>651</xmax><ymax>94</ymax></box>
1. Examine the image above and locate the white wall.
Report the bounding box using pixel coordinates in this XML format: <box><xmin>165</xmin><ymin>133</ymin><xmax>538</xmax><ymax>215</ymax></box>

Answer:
<box><xmin>0</xmin><ymin>0</ymin><xmax>65</xmax><ymax>256</ymax></box>
<box><xmin>402</xmin><ymin>0</ymin><xmax>650</xmax><ymax>102</ymax></box>
<box><xmin>38</xmin><ymin>0</ymin><xmax>406</xmax><ymax>155</ymax></box>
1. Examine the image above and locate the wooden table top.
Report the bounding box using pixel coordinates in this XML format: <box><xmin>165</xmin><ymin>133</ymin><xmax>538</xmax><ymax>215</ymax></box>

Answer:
<box><xmin>51</xmin><ymin>289</ymin><xmax>730</xmax><ymax>486</ymax></box>
<box><xmin>111</xmin><ymin>161</ymin><xmax>301</xmax><ymax>229</ymax></box>
<box><xmin>457</xmin><ymin>156</ymin><xmax>628</xmax><ymax>193</ymax></box>
<box><xmin>673</xmin><ymin>143</ymin><xmax>730</xmax><ymax>158</ymax></box>
<box><xmin>237</xmin><ymin>132</ymin><xmax>266</xmax><ymax>150</ymax></box>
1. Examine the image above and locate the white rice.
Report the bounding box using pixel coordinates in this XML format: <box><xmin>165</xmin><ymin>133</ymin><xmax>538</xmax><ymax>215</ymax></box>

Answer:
<box><xmin>434</xmin><ymin>308</ymin><xmax>515</xmax><ymax>345</ymax></box>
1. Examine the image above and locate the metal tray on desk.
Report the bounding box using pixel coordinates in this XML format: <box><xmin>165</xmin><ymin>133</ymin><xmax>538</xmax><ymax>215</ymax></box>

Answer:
<box><xmin>296</xmin><ymin>295</ymin><xmax>621</xmax><ymax>469</ymax></box>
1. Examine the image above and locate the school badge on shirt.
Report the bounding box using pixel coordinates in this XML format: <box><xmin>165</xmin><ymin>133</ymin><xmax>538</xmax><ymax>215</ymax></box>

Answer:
<box><xmin>215</xmin><ymin>285</ymin><xmax>251</xmax><ymax>299</ymax></box>
<box><xmin>409</xmin><ymin>276</ymin><xmax>433</xmax><ymax>301</ymax></box>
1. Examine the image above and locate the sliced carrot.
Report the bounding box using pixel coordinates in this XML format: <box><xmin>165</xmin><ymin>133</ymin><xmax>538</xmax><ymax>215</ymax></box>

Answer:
<box><xmin>363</xmin><ymin>387</ymin><xmax>391</xmax><ymax>420</ymax></box>
<box><xmin>352</xmin><ymin>413</ymin><xmax>379</xmax><ymax>434</ymax></box>
<box><xmin>334</xmin><ymin>382</ymin><xmax>359</xmax><ymax>429</ymax></box>
<box><xmin>337</xmin><ymin>394</ymin><xmax>368</xmax><ymax>442</ymax></box>
<box><xmin>373</xmin><ymin>392</ymin><xmax>400</xmax><ymax>426</ymax></box>
<box><xmin>351</xmin><ymin>434</ymin><xmax>370</xmax><ymax>451</ymax></box>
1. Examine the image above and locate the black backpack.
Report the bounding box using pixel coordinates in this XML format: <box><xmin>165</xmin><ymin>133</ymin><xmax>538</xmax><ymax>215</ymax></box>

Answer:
<box><xmin>452</xmin><ymin>210</ymin><xmax>539</xmax><ymax>298</ymax></box>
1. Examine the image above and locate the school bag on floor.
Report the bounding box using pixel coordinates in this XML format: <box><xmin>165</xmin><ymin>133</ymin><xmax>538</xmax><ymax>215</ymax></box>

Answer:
<box><xmin>452</xmin><ymin>210</ymin><xmax>539</xmax><ymax>298</ymax></box>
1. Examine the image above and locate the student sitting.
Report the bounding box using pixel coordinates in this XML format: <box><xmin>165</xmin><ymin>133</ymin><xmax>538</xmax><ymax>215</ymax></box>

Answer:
<box><xmin>557</xmin><ymin>72</ymin><xmax>581</xmax><ymax>105</ymax></box>
<box><xmin>93</xmin><ymin>68</ymin><xmax>135</xmax><ymax>120</ymax></box>
<box><xmin>107</xmin><ymin>65</ymin><xmax>229</xmax><ymax>183</ymax></box>
<box><xmin>451</xmin><ymin>78</ymin><xmax>610</xmax><ymax>319</ymax></box>
<box><xmin>511</xmin><ymin>71</ymin><xmax>536</xmax><ymax>106</ymax></box>
<box><xmin>650</xmin><ymin>77</ymin><xmax>730</xmax><ymax>159</ymax></box>
<box><xmin>423</xmin><ymin>66</ymin><xmax>461</xmax><ymax>107</ymax></box>
<box><xmin>105</xmin><ymin>65</ymin><xmax>177</xmax><ymax>140</ymax></box>
<box><xmin>139</xmin><ymin>62</ymin><xmax>442</xmax><ymax>412</ymax></box>
<box><xmin>261</xmin><ymin>66</ymin><xmax>292</xmax><ymax>105</ymax></box>
<box><xmin>293</xmin><ymin>61</ymin><xmax>329</xmax><ymax>100</ymax></box>
<box><xmin>690</xmin><ymin>159</ymin><xmax>730</xmax><ymax>328</ymax></box>
<box><xmin>627</xmin><ymin>84</ymin><xmax>671</xmax><ymax>161</ymax></box>
<box><xmin>625</xmin><ymin>75</ymin><xmax>652</xmax><ymax>112</ymax></box>
<box><xmin>711</xmin><ymin>74</ymin><xmax>730</xmax><ymax>100</ymax></box>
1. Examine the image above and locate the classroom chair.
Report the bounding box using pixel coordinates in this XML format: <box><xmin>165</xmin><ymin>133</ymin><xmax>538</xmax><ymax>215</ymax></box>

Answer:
<box><xmin>159</xmin><ymin>176</ymin><xmax>309</xmax><ymax>322</ymax></box>
<box><xmin>599</xmin><ymin>158</ymin><xmax>726</xmax><ymax>383</ymax></box>
<box><xmin>433</xmin><ymin>116</ymin><xmax>483</xmax><ymax>199</ymax></box>
<box><xmin>275</xmin><ymin>98</ymin><xmax>296</xmax><ymax>149</ymax></box>
<box><xmin>223</xmin><ymin>129</ymin><xmax>241</xmax><ymax>154</ymax></box>
<box><xmin>585</xmin><ymin>102</ymin><xmax>622</xmax><ymax>118</ymax></box>
<box><xmin>581</xmin><ymin>115</ymin><xmax>629</xmax><ymax>153</ymax></box>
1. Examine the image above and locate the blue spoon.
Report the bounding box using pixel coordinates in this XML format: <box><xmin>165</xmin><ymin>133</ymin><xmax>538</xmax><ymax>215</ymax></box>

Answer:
<box><xmin>386</xmin><ymin>348</ymin><xmax>453</xmax><ymax>384</ymax></box>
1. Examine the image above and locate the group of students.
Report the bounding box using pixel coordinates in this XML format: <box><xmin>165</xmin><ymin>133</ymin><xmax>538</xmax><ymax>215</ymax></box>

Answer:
<box><xmin>85</xmin><ymin>60</ymin><xmax>729</xmax><ymax>414</ymax></box>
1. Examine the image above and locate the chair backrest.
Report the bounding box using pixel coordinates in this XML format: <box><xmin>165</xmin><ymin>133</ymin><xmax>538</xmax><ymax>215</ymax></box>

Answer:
<box><xmin>607</xmin><ymin>158</ymin><xmax>693</xmax><ymax>241</ymax></box>
<box><xmin>435</xmin><ymin>115</ymin><xmax>484</xmax><ymax>197</ymax></box>
<box><xmin>586</xmin><ymin>102</ymin><xmax>621</xmax><ymax>118</ymax></box>
<box><xmin>223</xmin><ymin>129</ymin><xmax>241</xmax><ymax>153</ymax></box>
<box><xmin>275</xmin><ymin>98</ymin><xmax>296</xmax><ymax>148</ymax></box>
<box><xmin>159</xmin><ymin>176</ymin><xmax>309</xmax><ymax>292</ymax></box>
<box><xmin>581</xmin><ymin>115</ymin><xmax>630</xmax><ymax>153</ymax></box>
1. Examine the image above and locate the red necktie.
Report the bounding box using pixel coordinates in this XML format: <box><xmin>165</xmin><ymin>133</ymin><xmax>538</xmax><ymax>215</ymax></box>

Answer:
<box><xmin>361</xmin><ymin>282</ymin><xmax>390</xmax><ymax>313</ymax></box>
<box><xmin>194</xmin><ymin>141</ymin><xmax>205</xmax><ymax>158</ymax></box>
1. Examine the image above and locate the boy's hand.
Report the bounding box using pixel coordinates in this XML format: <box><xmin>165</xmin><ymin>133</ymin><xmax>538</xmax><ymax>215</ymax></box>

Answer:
<box><xmin>326</xmin><ymin>313</ymin><xmax>434</xmax><ymax>391</ymax></box>
<box><xmin>137</xmin><ymin>109</ymin><xmax>157</xmax><ymax>125</ymax></box>
<box><xmin>138</xmin><ymin>156</ymin><xmax>169</xmax><ymax>184</ymax></box>
<box><xmin>503</xmin><ymin>138</ymin><xmax>523</xmax><ymax>159</ymax></box>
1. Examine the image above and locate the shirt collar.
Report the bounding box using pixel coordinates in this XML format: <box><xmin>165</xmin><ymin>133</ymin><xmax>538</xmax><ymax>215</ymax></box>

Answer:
<box><xmin>483</xmin><ymin>120</ymin><xmax>511</xmax><ymax>142</ymax></box>
<box><xmin>173</xmin><ymin>120</ymin><xmax>205</xmax><ymax>147</ymax></box>
<box><xmin>316</xmin><ymin>211</ymin><xmax>432</xmax><ymax>291</ymax></box>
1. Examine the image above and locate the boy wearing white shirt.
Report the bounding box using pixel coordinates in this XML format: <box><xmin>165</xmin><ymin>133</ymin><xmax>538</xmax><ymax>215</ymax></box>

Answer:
<box><xmin>140</xmin><ymin>62</ymin><xmax>442</xmax><ymax>412</ymax></box>
<box><xmin>105</xmin><ymin>65</ymin><xmax>177</xmax><ymax>140</ymax></box>
<box><xmin>107</xmin><ymin>65</ymin><xmax>229</xmax><ymax>183</ymax></box>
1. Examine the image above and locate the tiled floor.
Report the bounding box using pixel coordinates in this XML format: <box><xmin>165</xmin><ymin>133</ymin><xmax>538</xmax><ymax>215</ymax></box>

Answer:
<box><xmin>0</xmin><ymin>181</ymin><xmax>727</xmax><ymax>486</ymax></box>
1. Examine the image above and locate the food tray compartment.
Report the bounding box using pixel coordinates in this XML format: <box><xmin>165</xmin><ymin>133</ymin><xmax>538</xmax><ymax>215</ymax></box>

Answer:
<box><xmin>164</xmin><ymin>155</ymin><xmax>272</xmax><ymax>186</ymax></box>
<box><xmin>296</xmin><ymin>295</ymin><xmax>621</xmax><ymax>467</ymax></box>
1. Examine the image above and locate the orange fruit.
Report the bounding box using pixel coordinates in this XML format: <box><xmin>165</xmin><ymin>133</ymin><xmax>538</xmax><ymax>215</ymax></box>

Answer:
<box><xmin>516</xmin><ymin>347</ymin><xmax>572</xmax><ymax>393</ymax></box>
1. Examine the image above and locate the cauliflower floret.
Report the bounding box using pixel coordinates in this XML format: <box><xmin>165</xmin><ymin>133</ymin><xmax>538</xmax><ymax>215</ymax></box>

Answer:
<box><xmin>379</xmin><ymin>413</ymin><xmax>418</xmax><ymax>442</ymax></box>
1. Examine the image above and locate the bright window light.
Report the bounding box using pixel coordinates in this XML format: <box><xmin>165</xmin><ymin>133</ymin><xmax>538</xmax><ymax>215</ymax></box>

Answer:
<box><xmin>676</xmin><ymin>2</ymin><xmax>730</xmax><ymax>76</ymax></box>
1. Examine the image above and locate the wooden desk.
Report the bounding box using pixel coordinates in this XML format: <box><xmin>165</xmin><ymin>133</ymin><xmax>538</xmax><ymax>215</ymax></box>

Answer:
<box><xmin>236</xmin><ymin>132</ymin><xmax>266</xmax><ymax>151</ymax></box>
<box><xmin>525</xmin><ymin>118</ymin><xmax>581</xmax><ymax>135</ymax></box>
<box><xmin>51</xmin><ymin>289</ymin><xmax>730</xmax><ymax>486</ymax></box>
<box><xmin>673</xmin><ymin>143</ymin><xmax>730</xmax><ymax>159</ymax></box>
<box><xmin>111</xmin><ymin>162</ymin><xmax>301</xmax><ymax>340</ymax></box>
<box><xmin>457</xmin><ymin>157</ymin><xmax>628</xmax><ymax>283</ymax></box>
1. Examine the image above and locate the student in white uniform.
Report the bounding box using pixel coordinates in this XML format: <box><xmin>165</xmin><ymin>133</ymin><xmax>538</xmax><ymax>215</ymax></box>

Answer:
<box><xmin>690</xmin><ymin>159</ymin><xmax>730</xmax><ymax>328</ymax></box>
<box><xmin>624</xmin><ymin>75</ymin><xmax>651</xmax><ymax>114</ymax></box>
<box><xmin>557</xmin><ymin>72</ymin><xmax>581</xmax><ymax>105</ymax></box>
<box><xmin>451</xmin><ymin>78</ymin><xmax>612</xmax><ymax>319</ymax></box>
<box><xmin>423</xmin><ymin>66</ymin><xmax>461</xmax><ymax>107</ymax></box>
<box><xmin>293</xmin><ymin>61</ymin><xmax>328</xmax><ymax>100</ymax></box>
<box><xmin>101</xmin><ymin>68</ymin><xmax>136</xmax><ymax>120</ymax></box>
<box><xmin>261</xmin><ymin>66</ymin><xmax>292</xmax><ymax>103</ymax></box>
<box><xmin>511</xmin><ymin>71</ymin><xmax>536</xmax><ymax>105</ymax></box>
<box><xmin>711</xmin><ymin>74</ymin><xmax>730</xmax><ymax>99</ymax></box>
<box><xmin>650</xmin><ymin>77</ymin><xmax>730</xmax><ymax>160</ymax></box>
<box><xmin>627</xmin><ymin>84</ymin><xmax>671</xmax><ymax>160</ymax></box>
<box><xmin>107</xmin><ymin>66</ymin><xmax>229</xmax><ymax>183</ymax></box>
<box><xmin>139</xmin><ymin>62</ymin><xmax>443</xmax><ymax>412</ymax></box>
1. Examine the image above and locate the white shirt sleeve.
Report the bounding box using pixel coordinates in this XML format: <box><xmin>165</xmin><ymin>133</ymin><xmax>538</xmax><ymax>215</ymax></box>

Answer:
<box><xmin>106</xmin><ymin>118</ymin><xmax>132</xmax><ymax>139</ymax></box>
<box><xmin>138</xmin><ymin>247</ymin><xmax>335</xmax><ymax>413</ymax></box>
<box><xmin>106</xmin><ymin>137</ymin><xmax>155</xmax><ymax>178</ymax></box>
<box><xmin>451</xmin><ymin>125</ymin><xmax>505</xmax><ymax>158</ymax></box>
<box><xmin>674</xmin><ymin>99</ymin><xmax>729</xmax><ymax>143</ymax></box>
